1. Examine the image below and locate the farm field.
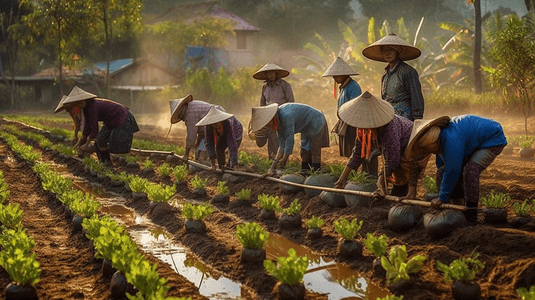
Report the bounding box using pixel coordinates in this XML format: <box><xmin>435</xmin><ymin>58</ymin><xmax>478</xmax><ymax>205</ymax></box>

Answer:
<box><xmin>0</xmin><ymin>113</ymin><xmax>534</xmax><ymax>300</ymax></box>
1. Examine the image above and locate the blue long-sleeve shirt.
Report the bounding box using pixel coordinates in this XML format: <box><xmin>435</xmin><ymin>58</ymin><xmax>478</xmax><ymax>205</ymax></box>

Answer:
<box><xmin>276</xmin><ymin>103</ymin><xmax>326</xmax><ymax>155</ymax></box>
<box><xmin>437</xmin><ymin>115</ymin><xmax>507</xmax><ymax>202</ymax></box>
<box><xmin>337</xmin><ymin>79</ymin><xmax>362</xmax><ymax>109</ymax></box>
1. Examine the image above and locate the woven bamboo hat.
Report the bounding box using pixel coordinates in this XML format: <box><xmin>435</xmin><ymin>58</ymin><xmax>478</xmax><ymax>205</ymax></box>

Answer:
<box><xmin>195</xmin><ymin>106</ymin><xmax>233</xmax><ymax>127</ymax></box>
<box><xmin>249</xmin><ymin>103</ymin><xmax>278</xmax><ymax>133</ymax></box>
<box><xmin>253</xmin><ymin>63</ymin><xmax>290</xmax><ymax>80</ymax></box>
<box><xmin>405</xmin><ymin>116</ymin><xmax>451</xmax><ymax>160</ymax></box>
<box><xmin>362</xmin><ymin>33</ymin><xmax>421</xmax><ymax>62</ymax></box>
<box><xmin>169</xmin><ymin>94</ymin><xmax>193</xmax><ymax>124</ymax></box>
<box><xmin>63</xmin><ymin>86</ymin><xmax>97</xmax><ymax>105</ymax></box>
<box><xmin>54</xmin><ymin>95</ymin><xmax>69</xmax><ymax>113</ymax></box>
<box><xmin>322</xmin><ymin>57</ymin><xmax>359</xmax><ymax>77</ymax></box>
<box><xmin>338</xmin><ymin>91</ymin><xmax>394</xmax><ymax>128</ymax></box>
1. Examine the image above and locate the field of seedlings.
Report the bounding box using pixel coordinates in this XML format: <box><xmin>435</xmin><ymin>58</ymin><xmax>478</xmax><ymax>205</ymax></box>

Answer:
<box><xmin>0</xmin><ymin>113</ymin><xmax>534</xmax><ymax>300</ymax></box>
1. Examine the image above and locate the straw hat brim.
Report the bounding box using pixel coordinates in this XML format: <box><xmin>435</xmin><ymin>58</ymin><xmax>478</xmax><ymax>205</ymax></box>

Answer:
<box><xmin>63</xmin><ymin>87</ymin><xmax>97</xmax><ymax>105</ymax></box>
<box><xmin>337</xmin><ymin>91</ymin><xmax>395</xmax><ymax>128</ymax></box>
<box><xmin>169</xmin><ymin>95</ymin><xmax>193</xmax><ymax>124</ymax></box>
<box><xmin>195</xmin><ymin>106</ymin><xmax>233</xmax><ymax>127</ymax></box>
<box><xmin>404</xmin><ymin>116</ymin><xmax>451</xmax><ymax>160</ymax></box>
<box><xmin>54</xmin><ymin>95</ymin><xmax>68</xmax><ymax>113</ymax></box>
<box><xmin>250</xmin><ymin>103</ymin><xmax>278</xmax><ymax>133</ymax></box>
<box><xmin>322</xmin><ymin>57</ymin><xmax>359</xmax><ymax>77</ymax></box>
<box><xmin>362</xmin><ymin>34</ymin><xmax>421</xmax><ymax>62</ymax></box>
<box><xmin>253</xmin><ymin>63</ymin><xmax>290</xmax><ymax>80</ymax></box>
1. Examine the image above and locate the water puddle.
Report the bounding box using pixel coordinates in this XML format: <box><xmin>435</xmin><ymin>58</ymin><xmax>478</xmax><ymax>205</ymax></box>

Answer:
<box><xmin>49</xmin><ymin>162</ymin><xmax>389</xmax><ymax>300</ymax></box>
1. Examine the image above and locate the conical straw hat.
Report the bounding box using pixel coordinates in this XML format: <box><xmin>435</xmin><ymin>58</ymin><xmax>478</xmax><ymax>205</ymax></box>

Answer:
<box><xmin>169</xmin><ymin>94</ymin><xmax>193</xmax><ymax>124</ymax></box>
<box><xmin>404</xmin><ymin>116</ymin><xmax>451</xmax><ymax>160</ymax></box>
<box><xmin>195</xmin><ymin>106</ymin><xmax>233</xmax><ymax>127</ymax></box>
<box><xmin>250</xmin><ymin>103</ymin><xmax>278</xmax><ymax>132</ymax></box>
<box><xmin>63</xmin><ymin>86</ymin><xmax>97</xmax><ymax>105</ymax></box>
<box><xmin>338</xmin><ymin>91</ymin><xmax>394</xmax><ymax>128</ymax></box>
<box><xmin>54</xmin><ymin>95</ymin><xmax>68</xmax><ymax>113</ymax></box>
<box><xmin>322</xmin><ymin>57</ymin><xmax>359</xmax><ymax>77</ymax></box>
<box><xmin>253</xmin><ymin>63</ymin><xmax>290</xmax><ymax>80</ymax></box>
<box><xmin>362</xmin><ymin>33</ymin><xmax>421</xmax><ymax>62</ymax></box>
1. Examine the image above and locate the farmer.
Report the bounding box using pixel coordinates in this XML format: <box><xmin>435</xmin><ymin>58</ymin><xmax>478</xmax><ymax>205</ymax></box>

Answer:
<box><xmin>333</xmin><ymin>91</ymin><xmax>431</xmax><ymax>198</ymax></box>
<box><xmin>362</xmin><ymin>33</ymin><xmax>425</xmax><ymax>121</ymax></box>
<box><xmin>54</xmin><ymin>95</ymin><xmax>83</xmax><ymax>144</ymax></box>
<box><xmin>65</xmin><ymin>86</ymin><xmax>140</xmax><ymax>164</ymax></box>
<box><xmin>195</xmin><ymin>106</ymin><xmax>243</xmax><ymax>171</ymax></box>
<box><xmin>405</xmin><ymin>115</ymin><xmax>507</xmax><ymax>223</ymax></box>
<box><xmin>253</xmin><ymin>62</ymin><xmax>295</xmax><ymax>159</ymax></box>
<box><xmin>248</xmin><ymin>102</ymin><xmax>329</xmax><ymax>175</ymax></box>
<box><xmin>169</xmin><ymin>95</ymin><xmax>226</xmax><ymax>163</ymax></box>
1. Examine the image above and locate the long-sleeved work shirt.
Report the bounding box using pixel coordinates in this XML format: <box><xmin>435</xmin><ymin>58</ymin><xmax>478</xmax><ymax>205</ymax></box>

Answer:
<box><xmin>184</xmin><ymin>101</ymin><xmax>224</xmax><ymax>149</ymax></box>
<box><xmin>82</xmin><ymin>99</ymin><xmax>128</xmax><ymax>139</ymax></box>
<box><xmin>276</xmin><ymin>103</ymin><xmax>326</xmax><ymax>155</ymax></box>
<box><xmin>260</xmin><ymin>78</ymin><xmax>295</xmax><ymax>106</ymax></box>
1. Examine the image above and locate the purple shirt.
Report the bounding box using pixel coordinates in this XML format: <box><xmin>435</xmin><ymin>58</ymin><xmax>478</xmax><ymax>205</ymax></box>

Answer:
<box><xmin>347</xmin><ymin>115</ymin><xmax>413</xmax><ymax>177</ymax></box>
<box><xmin>260</xmin><ymin>79</ymin><xmax>295</xmax><ymax>106</ymax></box>
<box><xmin>82</xmin><ymin>99</ymin><xmax>129</xmax><ymax>139</ymax></box>
<box><xmin>205</xmin><ymin>118</ymin><xmax>243</xmax><ymax>166</ymax></box>
<box><xmin>184</xmin><ymin>101</ymin><xmax>224</xmax><ymax>148</ymax></box>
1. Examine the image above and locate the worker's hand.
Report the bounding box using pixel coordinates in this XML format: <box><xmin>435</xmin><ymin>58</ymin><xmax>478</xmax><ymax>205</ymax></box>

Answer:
<box><xmin>73</xmin><ymin>140</ymin><xmax>83</xmax><ymax>150</ymax></box>
<box><xmin>430</xmin><ymin>198</ymin><xmax>442</xmax><ymax>210</ymax></box>
<box><xmin>79</xmin><ymin>144</ymin><xmax>87</xmax><ymax>151</ymax></box>
<box><xmin>334</xmin><ymin>178</ymin><xmax>346</xmax><ymax>189</ymax></box>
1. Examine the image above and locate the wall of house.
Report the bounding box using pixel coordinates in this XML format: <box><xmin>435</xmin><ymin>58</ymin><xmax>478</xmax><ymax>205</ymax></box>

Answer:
<box><xmin>112</xmin><ymin>63</ymin><xmax>178</xmax><ymax>86</ymax></box>
<box><xmin>225</xmin><ymin>31</ymin><xmax>256</xmax><ymax>68</ymax></box>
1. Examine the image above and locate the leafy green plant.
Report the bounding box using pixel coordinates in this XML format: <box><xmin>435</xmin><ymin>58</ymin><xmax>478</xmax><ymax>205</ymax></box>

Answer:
<box><xmin>0</xmin><ymin>173</ymin><xmax>10</xmax><ymax>205</ymax></box>
<box><xmin>190</xmin><ymin>176</ymin><xmax>208</xmax><ymax>190</ymax></box>
<box><xmin>517</xmin><ymin>285</ymin><xmax>535</xmax><ymax>300</ymax></box>
<box><xmin>124</xmin><ymin>154</ymin><xmax>138</xmax><ymax>163</ymax></box>
<box><xmin>129</xmin><ymin>177</ymin><xmax>149</xmax><ymax>193</ymax></box>
<box><xmin>348</xmin><ymin>171</ymin><xmax>376</xmax><ymax>185</ymax></box>
<box><xmin>520</xmin><ymin>140</ymin><xmax>533</xmax><ymax>149</ymax></box>
<box><xmin>481</xmin><ymin>190</ymin><xmax>511</xmax><ymax>208</ymax></box>
<box><xmin>142</xmin><ymin>158</ymin><xmax>155</xmax><ymax>169</ymax></box>
<box><xmin>182</xmin><ymin>202</ymin><xmax>213</xmax><ymax>221</ymax></box>
<box><xmin>0</xmin><ymin>203</ymin><xmax>23</xmax><ymax>230</ymax></box>
<box><xmin>363</xmin><ymin>233</ymin><xmax>389</xmax><ymax>258</ymax></box>
<box><xmin>436</xmin><ymin>252</ymin><xmax>484</xmax><ymax>283</ymax></box>
<box><xmin>145</xmin><ymin>183</ymin><xmax>176</xmax><ymax>203</ymax></box>
<box><xmin>125</xmin><ymin>255</ymin><xmax>170</xmax><ymax>300</ymax></box>
<box><xmin>216</xmin><ymin>181</ymin><xmax>230</xmax><ymax>195</ymax></box>
<box><xmin>328</xmin><ymin>164</ymin><xmax>346</xmax><ymax>178</ymax></box>
<box><xmin>82</xmin><ymin>215</ymin><xmax>125</xmax><ymax>241</ymax></box>
<box><xmin>513</xmin><ymin>200</ymin><xmax>533</xmax><ymax>217</ymax></box>
<box><xmin>376</xmin><ymin>296</ymin><xmax>404</xmax><ymax>300</ymax></box>
<box><xmin>264</xmin><ymin>248</ymin><xmax>309</xmax><ymax>286</ymax></box>
<box><xmin>423</xmin><ymin>176</ymin><xmax>438</xmax><ymax>194</ymax></box>
<box><xmin>40</xmin><ymin>171</ymin><xmax>73</xmax><ymax>195</ymax></box>
<box><xmin>173</xmin><ymin>164</ymin><xmax>188</xmax><ymax>182</ymax></box>
<box><xmin>281</xmin><ymin>199</ymin><xmax>301</xmax><ymax>215</ymax></box>
<box><xmin>381</xmin><ymin>245</ymin><xmax>427</xmax><ymax>284</ymax></box>
<box><xmin>0</xmin><ymin>229</ymin><xmax>40</xmax><ymax>286</ymax></box>
<box><xmin>235</xmin><ymin>188</ymin><xmax>251</xmax><ymax>200</ymax></box>
<box><xmin>236</xmin><ymin>222</ymin><xmax>269</xmax><ymax>249</ymax></box>
<box><xmin>69</xmin><ymin>193</ymin><xmax>101</xmax><ymax>218</ymax></box>
<box><xmin>257</xmin><ymin>194</ymin><xmax>281</xmax><ymax>211</ymax></box>
<box><xmin>305</xmin><ymin>216</ymin><xmax>324</xmax><ymax>229</ymax></box>
<box><xmin>334</xmin><ymin>217</ymin><xmax>363</xmax><ymax>241</ymax></box>
<box><xmin>156</xmin><ymin>163</ymin><xmax>173</xmax><ymax>177</ymax></box>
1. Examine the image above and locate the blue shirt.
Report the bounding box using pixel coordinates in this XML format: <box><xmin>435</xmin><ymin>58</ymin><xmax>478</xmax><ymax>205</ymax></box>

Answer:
<box><xmin>437</xmin><ymin>115</ymin><xmax>507</xmax><ymax>202</ymax></box>
<box><xmin>338</xmin><ymin>79</ymin><xmax>362</xmax><ymax>109</ymax></box>
<box><xmin>276</xmin><ymin>103</ymin><xmax>326</xmax><ymax>155</ymax></box>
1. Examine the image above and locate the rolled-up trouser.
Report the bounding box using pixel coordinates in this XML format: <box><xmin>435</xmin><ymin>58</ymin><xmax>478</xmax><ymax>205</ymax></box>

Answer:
<box><xmin>267</xmin><ymin>129</ymin><xmax>278</xmax><ymax>159</ymax></box>
<box><xmin>97</xmin><ymin>112</ymin><xmax>140</xmax><ymax>154</ymax></box>
<box><xmin>216</xmin><ymin>137</ymin><xmax>242</xmax><ymax>167</ymax></box>
<box><xmin>300</xmin><ymin>121</ymin><xmax>330</xmax><ymax>165</ymax></box>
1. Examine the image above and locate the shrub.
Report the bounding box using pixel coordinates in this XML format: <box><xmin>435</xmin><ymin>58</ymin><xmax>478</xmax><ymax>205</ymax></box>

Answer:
<box><xmin>334</xmin><ymin>217</ymin><xmax>363</xmax><ymax>241</ymax></box>
<box><xmin>264</xmin><ymin>248</ymin><xmax>308</xmax><ymax>285</ymax></box>
<box><xmin>216</xmin><ymin>181</ymin><xmax>230</xmax><ymax>195</ymax></box>
<box><xmin>236</xmin><ymin>222</ymin><xmax>269</xmax><ymax>249</ymax></box>
<box><xmin>513</xmin><ymin>200</ymin><xmax>533</xmax><ymax>217</ymax></box>
<box><xmin>173</xmin><ymin>164</ymin><xmax>188</xmax><ymax>182</ymax></box>
<box><xmin>423</xmin><ymin>176</ymin><xmax>438</xmax><ymax>194</ymax></box>
<box><xmin>190</xmin><ymin>176</ymin><xmax>208</xmax><ymax>190</ymax></box>
<box><xmin>436</xmin><ymin>252</ymin><xmax>484</xmax><ymax>283</ymax></box>
<box><xmin>258</xmin><ymin>194</ymin><xmax>281</xmax><ymax>211</ymax></box>
<box><xmin>381</xmin><ymin>245</ymin><xmax>427</xmax><ymax>284</ymax></box>
<box><xmin>182</xmin><ymin>202</ymin><xmax>213</xmax><ymax>221</ymax></box>
<box><xmin>363</xmin><ymin>233</ymin><xmax>389</xmax><ymax>258</ymax></box>
<box><xmin>281</xmin><ymin>199</ymin><xmax>301</xmax><ymax>216</ymax></box>
<box><xmin>517</xmin><ymin>285</ymin><xmax>535</xmax><ymax>299</ymax></box>
<box><xmin>305</xmin><ymin>216</ymin><xmax>324</xmax><ymax>229</ymax></box>
<box><xmin>481</xmin><ymin>190</ymin><xmax>510</xmax><ymax>208</ymax></box>
<box><xmin>156</xmin><ymin>163</ymin><xmax>173</xmax><ymax>177</ymax></box>
<box><xmin>236</xmin><ymin>188</ymin><xmax>251</xmax><ymax>200</ymax></box>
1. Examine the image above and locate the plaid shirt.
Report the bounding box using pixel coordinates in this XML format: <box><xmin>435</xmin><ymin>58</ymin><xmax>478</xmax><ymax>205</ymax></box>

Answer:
<box><xmin>184</xmin><ymin>101</ymin><xmax>224</xmax><ymax>148</ymax></box>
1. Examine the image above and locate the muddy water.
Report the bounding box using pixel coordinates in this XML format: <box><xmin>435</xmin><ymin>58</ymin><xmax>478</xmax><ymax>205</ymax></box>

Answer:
<box><xmin>51</xmin><ymin>163</ymin><xmax>389</xmax><ymax>300</ymax></box>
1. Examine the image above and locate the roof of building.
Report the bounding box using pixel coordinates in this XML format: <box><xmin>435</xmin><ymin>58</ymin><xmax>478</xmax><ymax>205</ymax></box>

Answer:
<box><xmin>146</xmin><ymin>1</ymin><xmax>259</xmax><ymax>31</ymax></box>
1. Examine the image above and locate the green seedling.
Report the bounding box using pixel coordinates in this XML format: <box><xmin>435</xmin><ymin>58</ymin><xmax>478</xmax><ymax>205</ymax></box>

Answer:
<box><xmin>190</xmin><ymin>176</ymin><xmax>208</xmax><ymax>190</ymax></box>
<box><xmin>173</xmin><ymin>164</ymin><xmax>188</xmax><ymax>182</ymax></box>
<box><xmin>423</xmin><ymin>176</ymin><xmax>438</xmax><ymax>194</ymax></box>
<box><xmin>129</xmin><ymin>177</ymin><xmax>149</xmax><ymax>193</ymax></box>
<box><xmin>377</xmin><ymin>296</ymin><xmax>404</xmax><ymax>300</ymax></box>
<box><xmin>82</xmin><ymin>215</ymin><xmax>125</xmax><ymax>241</ymax></box>
<box><xmin>258</xmin><ymin>194</ymin><xmax>281</xmax><ymax>211</ymax></box>
<box><xmin>142</xmin><ymin>158</ymin><xmax>155</xmax><ymax>170</ymax></box>
<box><xmin>363</xmin><ymin>233</ymin><xmax>389</xmax><ymax>258</ymax></box>
<box><xmin>334</xmin><ymin>217</ymin><xmax>363</xmax><ymax>241</ymax></box>
<box><xmin>281</xmin><ymin>199</ymin><xmax>301</xmax><ymax>216</ymax></box>
<box><xmin>329</xmin><ymin>164</ymin><xmax>346</xmax><ymax>178</ymax></box>
<box><xmin>481</xmin><ymin>190</ymin><xmax>511</xmax><ymax>208</ymax></box>
<box><xmin>305</xmin><ymin>216</ymin><xmax>324</xmax><ymax>229</ymax></box>
<box><xmin>216</xmin><ymin>181</ymin><xmax>230</xmax><ymax>195</ymax></box>
<box><xmin>264</xmin><ymin>248</ymin><xmax>309</xmax><ymax>286</ymax></box>
<box><xmin>59</xmin><ymin>189</ymin><xmax>85</xmax><ymax>206</ymax></box>
<box><xmin>40</xmin><ymin>170</ymin><xmax>73</xmax><ymax>195</ymax></box>
<box><xmin>125</xmin><ymin>255</ymin><xmax>170</xmax><ymax>299</ymax></box>
<box><xmin>0</xmin><ymin>229</ymin><xmax>40</xmax><ymax>286</ymax></box>
<box><xmin>145</xmin><ymin>183</ymin><xmax>176</xmax><ymax>203</ymax></box>
<box><xmin>235</xmin><ymin>188</ymin><xmax>251</xmax><ymax>200</ymax></box>
<box><xmin>182</xmin><ymin>202</ymin><xmax>213</xmax><ymax>221</ymax></box>
<box><xmin>517</xmin><ymin>285</ymin><xmax>535</xmax><ymax>300</ymax></box>
<box><xmin>513</xmin><ymin>200</ymin><xmax>533</xmax><ymax>217</ymax></box>
<box><xmin>69</xmin><ymin>193</ymin><xmax>101</xmax><ymax>218</ymax></box>
<box><xmin>436</xmin><ymin>251</ymin><xmax>484</xmax><ymax>283</ymax></box>
<box><xmin>124</xmin><ymin>155</ymin><xmax>138</xmax><ymax>163</ymax></box>
<box><xmin>0</xmin><ymin>203</ymin><xmax>23</xmax><ymax>230</ymax></box>
<box><xmin>236</xmin><ymin>222</ymin><xmax>269</xmax><ymax>249</ymax></box>
<box><xmin>348</xmin><ymin>171</ymin><xmax>375</xmax><ymax>185</ymax></box>
<box><xmin>381</xmin><ymin>245</ymin><xmax>427</xmax><ymax>284</ymax></box>
<box><xmin>156</xmin><ymin>163</ymin><xmax>173</xmax><ymax>177</ymax></box>
<box><xmin>0</xmin><ymin>179</ymin><xmax>10</xmax><ymax>205</ymax></box>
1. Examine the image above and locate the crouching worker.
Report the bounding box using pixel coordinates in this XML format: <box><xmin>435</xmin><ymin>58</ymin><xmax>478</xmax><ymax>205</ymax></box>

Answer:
<box><xmin>405</xmin><ymin>115</ymin><xmax>507</xmax><ymax>223</ymax></box>
<box><xmin>249</xmin><ymin>103</ymin><xmax>329</xmax><ymax>176</ymax></box>
<box><xmin>54</xmin><ymin>95</ymin><xmax>83</xmax><ymax>144</ymax></box>
<box><xmin>65</xmin><ymin>87</ymin><xmax>139</xmax><ymax>164</ymax></box>
<box><xmin>195</xmin><ymin>106</ymin><xmax>243</xmax><ymax>171</ymax></box>
<box><xmin>333</xmin><ymin>92</ymin><xmax>431</xmax><ymax>198</ymax></box>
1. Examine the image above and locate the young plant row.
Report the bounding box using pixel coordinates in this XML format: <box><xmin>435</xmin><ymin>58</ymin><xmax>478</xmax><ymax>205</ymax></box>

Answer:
<box><xmin>2</xmin><ymin>125</ymin><xmax>76</xmax><ymax>157</ymax></box>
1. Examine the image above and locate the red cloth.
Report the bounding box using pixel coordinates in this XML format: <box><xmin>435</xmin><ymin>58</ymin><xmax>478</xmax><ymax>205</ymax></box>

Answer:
<box><xmin>356</xmin><ymin>128</ymin><xmax>377</xmax><ymax>159</ymax></box>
